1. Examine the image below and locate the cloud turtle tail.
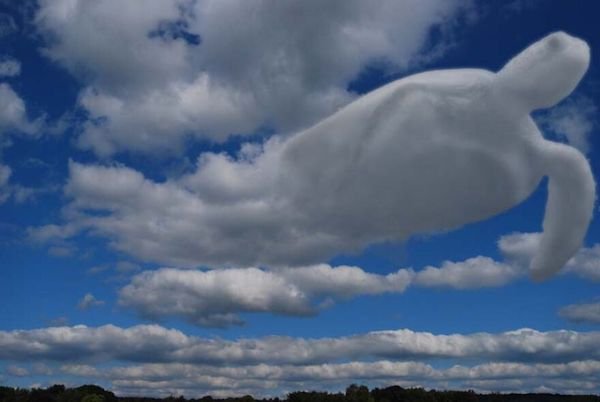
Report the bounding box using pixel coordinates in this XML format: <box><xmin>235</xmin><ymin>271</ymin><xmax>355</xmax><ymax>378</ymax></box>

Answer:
<box><xmin>530</xmin><ymin>141</ymin><xmax>595</xmax><ymax>281</ymax></box>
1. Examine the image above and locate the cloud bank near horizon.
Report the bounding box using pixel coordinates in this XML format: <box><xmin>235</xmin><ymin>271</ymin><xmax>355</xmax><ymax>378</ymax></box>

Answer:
<box><xmin>2</xmin><ymin>323</ymin><xmax>600</xmax><ymax>396</ymax></box>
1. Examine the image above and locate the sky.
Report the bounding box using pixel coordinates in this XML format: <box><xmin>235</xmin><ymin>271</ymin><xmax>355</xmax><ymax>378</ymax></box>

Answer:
<box><xmin>0</xmin><ymin>0</ymin><xmax>600</xmax><ymax>398</ymax></box>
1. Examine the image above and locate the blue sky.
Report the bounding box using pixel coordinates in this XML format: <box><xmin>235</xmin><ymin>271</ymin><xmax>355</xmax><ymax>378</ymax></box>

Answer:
<box><xmin>1</xmin><ymin>0</ymin><xmax>600</xmax><ymax>397</ymax></box>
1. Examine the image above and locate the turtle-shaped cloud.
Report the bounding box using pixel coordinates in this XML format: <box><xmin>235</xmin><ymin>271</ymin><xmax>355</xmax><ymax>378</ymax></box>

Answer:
<box><xmin>277</xmin><ymin>31</ymin><xmax>594</xmax><ymax>280</ymax></box>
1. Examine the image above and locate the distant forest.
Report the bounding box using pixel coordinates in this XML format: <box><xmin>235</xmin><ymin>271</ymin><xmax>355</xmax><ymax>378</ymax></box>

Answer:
<box><xmin>1</xmin><ymin>384</ymin><xmax>599</xmax><ymax>402</ymax></box>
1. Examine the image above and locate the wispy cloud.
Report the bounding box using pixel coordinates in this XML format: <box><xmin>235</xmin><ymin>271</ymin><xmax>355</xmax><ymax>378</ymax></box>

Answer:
<box><xmin>78</xmin><ymin>293</ymin><xmax>105</xmax><ymax>310</ymax></box>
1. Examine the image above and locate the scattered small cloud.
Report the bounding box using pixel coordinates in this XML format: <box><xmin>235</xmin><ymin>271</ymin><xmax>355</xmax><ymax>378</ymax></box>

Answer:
<box><xmin>6</xmin><ymin>365</ymin><xmax>29</xmax><ymax>377</ymax></box>
<box><xmin>0</xmin><ymin>57</ymin><xmax>20</xmax><ymax>77</ymax></box>
<box><xmin>48</xmin><ymin>245</ymin><xmax>75</xmax><ymax>258</ymax></box>
<box><xmin>87</xmin><ymin>265</ymin><xmax>109</xmax><ymax>275</ymax></box>
<box><xmin>0</xmin><ymin>12</ymin><xmax>17</xmax><ymax>37</ymax></box>
<box><xmin>536</xmin><ymin>95</ymin><xmax>597</xmax><ymax>154</ymax></box>
<box><xmin>115</xmin><ymin>261</ymin><xmax>141</xmax><ymax>274</ymax></box>
<box><xmin>32</xmin><ymin>363</ymin><xmax>53</xmax><ymax>376</ymax></box>
<box><xmin>78</xmin><ymin>293</ymin><xmax>105</xmax><ymax>310</ymax></box>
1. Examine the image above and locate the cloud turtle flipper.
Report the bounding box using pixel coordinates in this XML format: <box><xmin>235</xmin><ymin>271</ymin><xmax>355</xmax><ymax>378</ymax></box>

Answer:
<box><xmin>497</xmin><ymin>31</ymin><xmax>594</xmax><ymax>280</ymax></box>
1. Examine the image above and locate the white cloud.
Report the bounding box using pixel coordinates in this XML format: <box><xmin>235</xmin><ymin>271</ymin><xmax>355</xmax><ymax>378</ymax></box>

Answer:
<box><xmin>559</xmin><ymin>301</ymin><xmax>600</xmax><ymax>324</ymax></box>
<box><xmin>78</xmin><ymin>293</ymin><xmax>105</xmax><ymax>310</ymax></box>
<box><xmin>0</xmin><ymin>57</ymin><xmax>20</xmax><ymax>76</ymax></box>
<box><xmin>1</xmin><ymin>324</ymin><xmax>599</xmax><ymax>365</ymax></box>
<box><xmin>0</xmin><ymin>77</ymin><xmax>42</xmax><ymax>205</ymax></box>
<box><xmin>119</xmin><ymin>265</ymin><xmax>413</xmax><ymax>327</ymax></box>
<box><xmin>0</xmin><ymin>83</ymin><xmax>32</xmax><ymax>134</ymax></box>
<box><xmin>35</xmin><ymin>0</ymin><xmax>474</xmax><ymax>156</ymax></box>
<box><xmin>120</xmin><ymin>268</ymin><xmax>314</xmax><ymax>327</ymax></box>
<box><xmin>413</xmin><ymin>257</ymin><xmax>522</xmax><ymax>289</ymax></box>
<box><xmin>564</xmin><ymin>244</ymin><xmax>600</xmax><ymax>282</ymax></box>
<box><xmin>118</xmin><ymin>254</ymin><xmax>531</xmax><ymax>327</ymax></box>
<box><xmin>281</xmin><ymin>265</ymin><xmax>413</xmax><ymax>298</ymax></box>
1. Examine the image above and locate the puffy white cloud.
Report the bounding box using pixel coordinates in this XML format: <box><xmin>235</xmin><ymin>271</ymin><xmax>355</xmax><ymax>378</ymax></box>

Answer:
<box><xmin>1</xmin><ymin>324</ymin><xmax>599</xmax><ymax>365</ymax></box>
<box><xmin>120</xmin><ymin>268</ymin><xmax>313</xmax><ymax>327</ymax></box>
<box><xmin>281</xmin><ymin>265</ymin><xmax>413</xmax><ymax>298</ymax></box>
<box><xmin>78</xmin><ymin>293</ymin><xmax>105</xmax><ymax>310</ymax></box>
<box><xmin>564</xmin><ymin>244</ymin><xmax>600</xmax><ymax>282</ymax></box>
<box><xmin>0</xmin><ymin>57</ymin><xmax>20</xmax><ymax>77</ymax></box>
<box><xmin>119</xmin><ymin>265</ymin><xmax>413</xmax><ymax>327</ymax></box>
<box><xmin>35</xmin><ymin>0</ymin><xmax>474</xmax><ymax>156</ymax></box>
<box><xmin>413</xmin><ymin>257</ymin><xmax>522</xmax><ymax>289</ymax></box>
<box><xmin>559</xmin><ymin>301</ymin><xmax>600</xmax><ymax>324</ymax></box>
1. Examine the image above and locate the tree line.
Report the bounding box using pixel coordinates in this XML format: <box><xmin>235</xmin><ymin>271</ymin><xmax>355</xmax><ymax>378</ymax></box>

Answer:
<box><xmin>0</xmin><ymin>383</ymin><xmax>599</xmax><ymax>402</ymax></box>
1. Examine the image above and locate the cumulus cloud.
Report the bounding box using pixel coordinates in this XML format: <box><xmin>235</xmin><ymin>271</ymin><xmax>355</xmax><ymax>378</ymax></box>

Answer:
<box><xmin>413</xmin><ymin>257</ymin><xmax>521</xmax><ymax>289</ymax></box>
<box><xmin>0</xmin><ymin>83</ymin><xmax>33</xmax><ymax>134</ymax></box>
<box><xmin>35</xmin><ymin>0</ymin><xmax>473</xmax><ymax>156</ymax></box>
<box><xmin>564</xmin><ymin>244</ymin><xmax>600</xmax><ymax>282</ymax></box>
<box><xmin>559</xmin><ymin>301</ymin><xmax>600</xmax><ymax>324</ymax></box>
<box><xmin>120</xmin><ymin>268</ymin><xmax>314</xmax><ymax>327</ymax></box>
<box><xmin>119</xmin><ymin>265</ymin><xmax>413</xmax><ymax>327</ymax></box>
<box><xmin>78</xmin><ymin>293</ymin><xmax>105</xmax><ymax>310</ymax></box>
<box><xmin>1</xmin><ymin>324</ymin><xmax>599</xmax><ymax>366</ymax></box>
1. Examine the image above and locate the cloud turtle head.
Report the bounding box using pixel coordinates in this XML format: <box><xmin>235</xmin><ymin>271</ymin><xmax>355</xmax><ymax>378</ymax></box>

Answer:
<box><xmin>497</xmin><ymin>31</ymin><xmax>590</xmax><ymax>111</ymax></box>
